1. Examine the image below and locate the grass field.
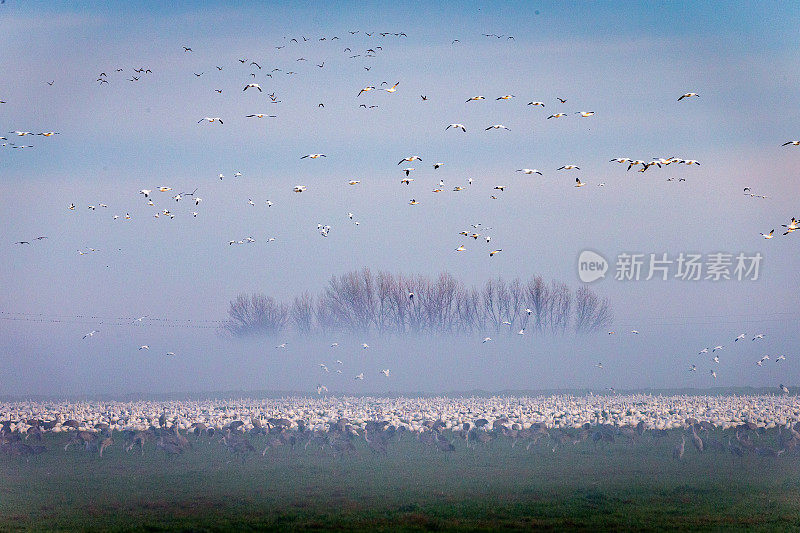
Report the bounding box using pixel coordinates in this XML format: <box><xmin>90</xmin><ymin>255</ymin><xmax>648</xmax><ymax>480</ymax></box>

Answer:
<box><xmin>2</xmin><ymin>430</ymin><xmax>800</xmax><ymax>531</ymax></box>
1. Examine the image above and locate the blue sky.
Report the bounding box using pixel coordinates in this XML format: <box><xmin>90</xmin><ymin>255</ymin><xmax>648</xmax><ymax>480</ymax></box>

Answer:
<box><xmin>1</xmin><ymin>1</ymin><xmax>799</xmax><ymax>395</ymax></box>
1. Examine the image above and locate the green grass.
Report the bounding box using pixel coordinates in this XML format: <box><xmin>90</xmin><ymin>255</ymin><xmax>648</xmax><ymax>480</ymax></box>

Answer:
<box><xmin>2</xmin><ymin>431</ymin><xmax>800</xmax><ymax>531</ymax></box>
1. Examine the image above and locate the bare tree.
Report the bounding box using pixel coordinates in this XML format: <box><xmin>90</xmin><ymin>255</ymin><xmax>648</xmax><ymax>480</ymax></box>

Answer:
<box><xmin>573</xmin><ymin>285</ymin><xmax>613</xmax><ymax>333</ymax></box>
<box><xmin>547</xmin><ymin>282</ymin><xmax>572</xmax><ymax>334</ymax></box>
<box><xmin>291</xmin><ymin>292</ymin><xmax>315</xmax><ymax>334</ymax></box>
<box><xmin>225</xmin><ymin>271</ymin><xmax>612</xmax><ymax>338</ymax></box>
<box><xmin>224</xmin><ymin>293</ymin><xmax>288</xmax><ymax>336</ymax></box>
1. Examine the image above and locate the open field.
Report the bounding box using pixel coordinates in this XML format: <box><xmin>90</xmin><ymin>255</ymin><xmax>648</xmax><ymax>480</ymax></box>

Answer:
<box><xmin>2</xmin><ymin>428</ymin><xmax>800</xmax><ymax>531</ymax></box>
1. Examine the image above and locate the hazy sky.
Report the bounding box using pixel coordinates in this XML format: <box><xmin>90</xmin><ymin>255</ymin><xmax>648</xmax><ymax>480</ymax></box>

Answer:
<box><xmin>1</xmin><ymin>1</ymin><xmax>799</xmax><ymax>396</ymax></box>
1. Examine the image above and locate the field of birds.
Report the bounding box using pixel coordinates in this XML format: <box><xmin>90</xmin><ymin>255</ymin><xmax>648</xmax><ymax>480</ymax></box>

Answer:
<box><xmin>3</xmin><ymin>395</ymin><xmax>800</xmax><ymax>531</ymax></box>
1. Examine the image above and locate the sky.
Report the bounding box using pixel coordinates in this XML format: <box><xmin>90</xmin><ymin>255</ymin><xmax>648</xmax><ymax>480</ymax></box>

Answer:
<box><xmin>1</xmin><ymin>1</ymin><xmax>799</xmax><ymax>396</ymax></box>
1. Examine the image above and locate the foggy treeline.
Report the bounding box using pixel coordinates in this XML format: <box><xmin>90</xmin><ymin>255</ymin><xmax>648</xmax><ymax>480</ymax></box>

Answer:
<box><xmin>224</xmin><ymin>269</ymin><xmax>612</xmax><ymax>337</ymax></box>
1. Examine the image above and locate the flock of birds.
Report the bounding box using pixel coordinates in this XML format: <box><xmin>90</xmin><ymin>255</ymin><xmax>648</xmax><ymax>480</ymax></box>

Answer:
<box><xmin>2</xmin><ymin>394</ymin><xmax>800</xmax><ymax>461</ymax></box>
<box><xmin>3</xmin><ymin>26</ymin><xmax>797</xmax><ymax>400</ymax></box>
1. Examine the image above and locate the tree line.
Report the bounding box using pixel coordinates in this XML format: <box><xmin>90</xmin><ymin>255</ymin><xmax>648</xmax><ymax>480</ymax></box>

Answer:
<box><xmin>224</xmin><ymin>268</ymin><xmax>612</xmax><ymax>337</ymax></box>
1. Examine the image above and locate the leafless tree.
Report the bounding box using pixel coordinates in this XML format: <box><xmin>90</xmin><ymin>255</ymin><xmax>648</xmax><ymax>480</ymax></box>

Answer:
<box><xmin>226</xmin><ymin>271</ymin><xmax>611</xmax><ymax>337</ymax></box>
<box><xmin>573</xmin><ymin>285</ymin><xmax>613</xmax><ymax>333</ymax></box>
<box><xmin>291</xmin><ymin>292</ymin><xmax>315</xmax><ymax>334</ymax></box>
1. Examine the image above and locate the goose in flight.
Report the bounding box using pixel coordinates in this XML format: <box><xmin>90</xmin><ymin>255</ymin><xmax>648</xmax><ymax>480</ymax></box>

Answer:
<box><xmin>760</xmin><ymin>229</ymin><xmax>774</xmax><ymax>239</ymax></box>
<box><xmin>527</xmin><ymin>101</ymin><xmax>545</xmax><ymax>106</ymax></box>
<box><xmin>139</xmin><ymin>345</ymin><xmax>149</xmax><ymax>350</ymax></box>
<box><xmin>316</xmin><ymin>384</ymin><xmax>328</xmax><ymax>395</ymax></box>
<box><xmin>276</xmin><ymin>343</ymin><xmax>287</xmax><ymax>348</ymax></box>
<box><xmin>699</xmin><ymin>348</ymin><xmax>709</xmax><ymax>354</ymax></box>
<box><xmin>293</xmin><ymin>185</ymin><xmax>307</xmax><ymax>192</ymax></box>
<box><xmin>710</xmin><ymin>369</ymin><xmax>716</xmax><ymax>379</ymax></box>
<box><xmin>678</xmin><ymin>92</ymin><xmax>699</xmax><ymax>100</ymax></box>
<box><xmin>319</xmin><ymin>363</ymin><xmax>329</xmax><ymax>372</ymax></box>
<box><xmin>734</xmin><ymin>333</ymin><xmax>746</xmax><ymax>342</ymax></box>
<box><xmin>574</xmin><ymin>178</ymin><xmax>586</xmax><ymax>187</ymax></box>
<box><xmin>576</xmin><ymin>111</ymin><xmax>595</xmax><ymax>117</ymax></box>
<box><xmin>689</xmin><ymin>364</ymin><xmax>697</xmax><ymax>372</ymax></box>
<box><xmin>558</xmin><ymin>165</ymin><xmax>580</xmax><ymax>170</ymax></box>
<box><xmin>713</xmin><ymin>345</ymin><xmax>724</xmax><ymax>352</ymax></box>
<box><xmin>381</xmin><ymin>369</ymin><xmax>390</xmax><ymax>376</ymax></box>
<box><xmin>780</xmin><ymin>384</ymin><xmax>790</xmax><ymax>394</ymax></box>
<box><xmin>547</xmin><ymin>113</ymin><xmax>567</xmax><ymax>119</ymax></box>
<box><xmin>361</xmin><ymin>343</ymin><xmax>369</xmax><ymax>349</ymax></box>
<box><xmin>357</xmin><ymin>86</ymin><xmax>376</xmax><ymax>96</ymax></box>
<box><xmin>243</xmin><ymin>83</ymin><xmax>262</xmax><ymax>92</ymax></box>
<box><xmin>446</xmin><ymin>123</ymin><xmax>466</xmax><ymax>132</ymax></box>
<box><xmin>384</xmin><ymin>82</ymin><xmax>400</xmax><ymax>93</ymax></box>
<box><xmin>489</xmin><ymin>249</ymin><xmax>503</xmax><ymax>257</ymax></box>
<box><xmin>354</xmin><ymin>373</ymin><xmax>364</xmax><ymax>380</ymax></box>
<box><xmin>782</xmin><ymin>141</ymin><xmax>800</xmax><ymax>146</ymax></box>
<box><xmin>139</xmin><ymin>189</ymin><xmax>152</xmax><ymax>197</ymax></box>
<box><xmin>776</xmin><ymin>355</ymin><xmax>786</xmax><ymax>362</ymax></box>
<box><xmin>753</xmin><ymin>333</ymin><xmax>765</xmax><ymax>340</ymax></box>
<box><xmin>456</xmin><ymin>245</ymin><xmax>466</xmax><ymax>252</ymax></box>
<box><xmin>301</xmin><ymin>153</ymin><xmax>326</xmax><ymax>159</ymax></box>
<box><xmin>409</xmin><ymin>198</ymin><xmax>419</xmax><ymax>205</ymax></box>
<box><xmin>400</xmin><ymin>177</ymin><xmax>414</xmax><ymax>185</ymax></box>
<box><xmin>83</xmin><ymin>330</ymin><xmax>99</xmax><ymax>339</ymax></box>
<box><xmin>466</xmin><ymin>96</ymin><xmax>485</xmax><ymax>102</ymax></box>
<box><xmin>198</xmin><ymin>117</ymin><xmax>223</xmax><ymax>124</ymax></box>
<box><xmin>348</xmin><ymin>180</ymin><xmax>360</xmax><ymax>185</ymax></box>
<box><xmin>486</xmin><ymin>124</ymin><xmax>510</xmax><ymax>130</ymax></box>
<box><xmin>517</xmin><ymin>169</ymin><xmax>542</xmax><ymax>175</ymax></box>
<box><xmin>496</xmin><ymin>95</ymin><xmax>514</xmax><ymax>100</ymax></box>
<box><xmin>245</xmin><ymin>114</ymin><xmax>276</xmax><ymax>118</ymax></box>
<box><xmin>398</xmin><ymin>155</ymin><xmax>422</xmax><ymax>164</ymax></box>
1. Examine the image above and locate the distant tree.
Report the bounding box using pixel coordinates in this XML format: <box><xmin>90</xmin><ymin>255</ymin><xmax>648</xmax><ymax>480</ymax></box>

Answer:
<box><xmin>291</xmin><ymin>292</ymin><xmax>315</xmax><ymax>334</ymax></box>
<box><xmin>224</xmin><ymin>293</ymin><xmax>288</xmax><ymax>336</ymax></box>
<box><xmin>225</xmin><ymin>270</ymin><xmax>612</xmax><ymax>337</ymax></box>
<box><xmin>573</xmin><ymin>285</ymin><xmax>613</xmax><ymax>333</ymax></box>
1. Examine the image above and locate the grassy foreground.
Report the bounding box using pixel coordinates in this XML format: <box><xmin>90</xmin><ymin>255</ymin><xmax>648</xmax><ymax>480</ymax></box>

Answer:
<box><xmin>1</xmin><ymin>431</ymin><xmax>800</xmax><ymax>531</ymax></box>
